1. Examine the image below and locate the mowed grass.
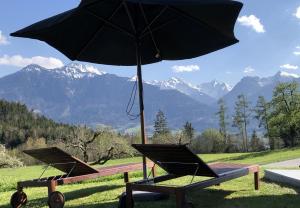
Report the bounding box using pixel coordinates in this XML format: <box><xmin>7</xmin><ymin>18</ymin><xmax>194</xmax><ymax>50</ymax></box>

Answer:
<box><xmin>1</xmin><ymin>148</ymin><xmax>300</xmax><ymax>208</ymax></box>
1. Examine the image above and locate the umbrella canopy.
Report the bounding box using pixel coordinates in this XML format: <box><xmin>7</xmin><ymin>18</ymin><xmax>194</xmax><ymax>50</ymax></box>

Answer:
<box><xmin>11</xmin><ymin>0</ymin><xmax>243</xmax><ymax>179</ymax></box>
<box><xmin>11</xmin><ymin>0</ymin><xmax>242</xmax><ymax>66</ymax></box>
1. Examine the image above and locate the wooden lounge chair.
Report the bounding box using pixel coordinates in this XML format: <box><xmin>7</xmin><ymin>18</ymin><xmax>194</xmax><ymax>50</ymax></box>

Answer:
<box><xmin>126</xmin><ymin>144</ymin><xmax>260</xmax><ymax>208</ymax></box>
<box><xmin>10</xmin><ymin>147</ymin><xmax>154</xmax><ymax>208</ymax></box>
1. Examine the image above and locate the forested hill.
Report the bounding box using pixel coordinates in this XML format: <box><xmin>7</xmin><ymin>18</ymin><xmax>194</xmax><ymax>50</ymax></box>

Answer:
<box><xmin>0</xmin><ymin>99</ymin><xmax>73</xmax><ymax>148</ymax></box>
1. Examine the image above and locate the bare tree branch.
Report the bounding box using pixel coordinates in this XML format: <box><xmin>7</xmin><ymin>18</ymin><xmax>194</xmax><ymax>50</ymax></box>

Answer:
<box><xmin>86</xmin><ymin>131</ymin><xmax>103</xmax><ymax>144</ymax></box>
<box><xmin>90</xmin><ymin>147</ymin><xmax>114</xmax><ymax>165</ymax></box>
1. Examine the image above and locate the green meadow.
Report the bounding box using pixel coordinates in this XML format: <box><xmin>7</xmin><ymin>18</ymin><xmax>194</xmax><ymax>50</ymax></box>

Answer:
<box><xmin>1</xmin><ymin>148</ymin><xmax>300</xmax><ymax>208</ymax></box>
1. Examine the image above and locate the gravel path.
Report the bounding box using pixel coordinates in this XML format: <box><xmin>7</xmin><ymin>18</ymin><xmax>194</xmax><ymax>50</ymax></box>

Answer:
<box><xmin>264</xmin><ymin>158</ymin><xmax>300</xmax><ymax>168</ymax></box>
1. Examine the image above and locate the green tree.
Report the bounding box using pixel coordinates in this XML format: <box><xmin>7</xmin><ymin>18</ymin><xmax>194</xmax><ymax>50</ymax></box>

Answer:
<box><xmin>250</xmin><ymin>130</ymin><xmax>264</xmax><ymax>152</ymax></box>
<box><xmin>182</xmin><ymin>121</ymin><xmax>195</xmax><ymax>144</ymax></box>
<box><xmin>233</xmin><ymin>94</ymin><xmax>251</xmax><ymax>152</ymax></box>
<box><xmin>254</xmin><ymin>96</ymin><xmax>273</xmax><ymax>149</ymax></box>
<box><xmin>201</xmin><ymin>128</ymin><xmax>225</xmax><ymax>153</ymax></box>
<box><xmin>216</xmin><ymin>99</ymin><xmax>229</xmax><ymax>144</ymax></box>
<box><xmin>153</xmin><ymin>110</ymin><xmax>170</xmax><ymax>138</ymax></box>
<box><xmin>269</xmin><ymin>82</ymin><xmax>300</xmax><ymax>147</ymax></box>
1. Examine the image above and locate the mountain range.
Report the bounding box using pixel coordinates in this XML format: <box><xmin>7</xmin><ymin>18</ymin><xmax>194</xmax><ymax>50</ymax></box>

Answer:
<box><xmin>148</xmin><ymin>78</ymin><xmax>231</xmax><ymax>105</ymax></box>
<box><xmin>0</xmin><ymin>63</ymin><xmax>299</xmax><ymax>132</ymax></box>
<box><xmin>0</xmin><ymin>63</ymin><xmax>217</xmax><ymax>132</ymax></box>
<box><xmin>222</xmin><ymin>71</ymin><xmax>300</xmax><ymax>112</ymax></box>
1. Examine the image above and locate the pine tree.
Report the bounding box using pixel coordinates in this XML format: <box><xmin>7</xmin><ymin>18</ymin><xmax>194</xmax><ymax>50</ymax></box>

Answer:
<box><xmin>182</xmin><ymin>121</ymin><xmax>195</xmax><ymax>144</ymax></box>
<box><xmin>250</xmin><ymin>130</ymin><xmax>262</xmax><ymax>152</ymax></box>
<box><xmin>216</xmin><ymin>98</ymin><xmax>229</xmax><ymax>144</ymax></box>
<box><xmin>233</xmin><ymin>94</ymin><xmax>251</xmax><ymax>152</ymax></box>
<box><xmin>254</xmin><ymin>96</ymin><xmax>272</xmax><ymax>149</ymax></box>
<box><xmin>153</xmin><ymin>110</ymin><xmax>170</xmax><ymax>138</ymax></box>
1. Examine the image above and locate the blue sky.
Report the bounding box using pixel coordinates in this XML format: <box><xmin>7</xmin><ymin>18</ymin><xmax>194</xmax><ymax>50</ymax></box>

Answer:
<box><xmin>1</xmin><ymin>0</ymin><xmax>300</xmax><ymax>86</ymax></box>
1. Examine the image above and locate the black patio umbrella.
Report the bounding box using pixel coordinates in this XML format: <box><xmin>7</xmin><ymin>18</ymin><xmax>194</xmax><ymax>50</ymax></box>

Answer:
<box><xmin>11</xmin><ymin>0</ymin><xmax>243</xmax><ymax>178</ymax></box>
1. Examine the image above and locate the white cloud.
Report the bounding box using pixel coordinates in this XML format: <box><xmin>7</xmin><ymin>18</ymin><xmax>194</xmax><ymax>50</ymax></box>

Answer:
<box><xmin>0</xmin><ymin>31</ymin><xmax>9</xmax><ymax>45</ymax></box>
<box><xmin>238</xmin><ymin>15</ymin><xmax>265</xmax><ymax>33</ymax></box>
<box><xmin>280</xmin><ymin>64</ymin><xmax>299</xmax><ymax>70</ymax></box>
<box><xmin>244</xmin><ymin>66</ymin><xmax>255</xmax><ymax>74</ymax></box>
<box><xmin>294</xmin><ymin>6</ymin><xmax>300</xmax><ymax>19</ymax></box>
<box><xmin>0</xmin><ymin>55</ymin><xmax>64</xmax><ymax>69</ymax></box>
<box><xmin>293</xmin><ymin>46</ymin><xmax>300</xmax><ymax>56</ymax></box>
<box><xmin>294</xmin><ymin>51</ymin><xmax>300</xmax><ymax>56</ymax></box>
<box><xmin>172</xmin><ymin>65</ymin><xmax>200</xmax><ymax>73</ymax></box>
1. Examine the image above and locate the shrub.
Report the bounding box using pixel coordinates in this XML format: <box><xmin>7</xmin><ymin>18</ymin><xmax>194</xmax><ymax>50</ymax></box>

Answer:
<box><xmin>0</xmin><ymin>144</ymin><xmax>23</xmax><ymax>168</ymax></box>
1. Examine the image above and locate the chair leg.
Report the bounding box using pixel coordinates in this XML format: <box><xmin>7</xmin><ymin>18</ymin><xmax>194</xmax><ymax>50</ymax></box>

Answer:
<box><xmin>151</xmin><ymin>166</ymin><xmax>157</xmax><ymax>178</ymax></box>
<box><xmin>254</xmin><ymin>171</ymin><xmax>259</xmax><ymax>190</ymax></box>
<box><xmin>126</xmin><ymin>183</ymin><xmax>134</xmax><ymax>208</ymax></box>
<box><xmin>175</xmin><ymin>190</ymin><xmax>186</xmax><ymax>208</ymax></box>
<box><xmin>48</xmin><ymin>181</ymin><xmax>56</xmax><ymax>198</ymax></box>
<box><xmin>124</xmin><ymin>172</ymin><xmax>129</xmax><ymax>183</ymax></box>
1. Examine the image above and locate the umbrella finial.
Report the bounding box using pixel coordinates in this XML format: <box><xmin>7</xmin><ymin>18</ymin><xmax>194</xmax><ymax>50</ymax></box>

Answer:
<box><xmin>155</xmin><ymin>50</ymin><xmax>161</xmax><ymax>59</ymax></box>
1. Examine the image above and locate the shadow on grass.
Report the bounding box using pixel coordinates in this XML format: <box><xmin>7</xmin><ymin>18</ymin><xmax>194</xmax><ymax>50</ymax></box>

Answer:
<box><xmin>0</xmin><ymin>185</ymin><xmax>122</xmax><ymax>208</ymax></box>
<box><xmin>214</xmin><ymin>151</ymin><xmax>274</xmax><ymax>163</ymax></box>
<box><xmin>216</xmin><ymin>147</ymin><xmax>300</xmax><ymax>165</ymax></box>
<box><xmin>3</xmin><ymin>183</ymin><xmax>300</xmax><ymax>208</ymax></box>
<box><xmin>68</xmin><ymin>188</ymin><xmax>300</xmax><ymax>208</ymax></box>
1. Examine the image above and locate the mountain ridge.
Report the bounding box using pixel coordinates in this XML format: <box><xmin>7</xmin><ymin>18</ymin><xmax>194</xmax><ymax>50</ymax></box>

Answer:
<box><xmin>0</xmin><ymin>64</ymin><xmax>217</xmax><ymax>132</ymax></box>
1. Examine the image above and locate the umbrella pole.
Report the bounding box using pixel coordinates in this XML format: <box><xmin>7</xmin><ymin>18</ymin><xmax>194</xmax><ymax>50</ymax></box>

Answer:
<box><xmin>136</xmin><ymin>41</ymin><xmax>148</xmax><ymax>179</ymax></box>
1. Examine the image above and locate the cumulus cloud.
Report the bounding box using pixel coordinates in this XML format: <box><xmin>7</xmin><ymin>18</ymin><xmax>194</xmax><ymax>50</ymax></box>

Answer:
<box><xmin>0</xmin><ymin>55</ymin><xmax>64</xmax><ymax>69</ymax></box>
<box><xmin>172</xmin><ymin>65</ymin><xmax>200</xmax><ymax>73</ymax></box>
<box><xmin>238</xmin><ymin>15</ymin><xmax>265</xmax><ymax>33</ymax></box>
<box><xmin>0</xmin><ymin>31</ymin><xmax>9</xmax><ymax>45</ymax></box>
<box><xmin>244</xmin><ymin>66</ymin><xmax>255</xmax><ymax>74</ymax></box>
<box><xmin>280</xmin><ymin>64</ymin><xmax>299</xmax><ymax>70</ymax></box>
<box><xmin>294</xmin><ymin>6</ymin><xmax>300</xmax><ymax>19</ymax></box>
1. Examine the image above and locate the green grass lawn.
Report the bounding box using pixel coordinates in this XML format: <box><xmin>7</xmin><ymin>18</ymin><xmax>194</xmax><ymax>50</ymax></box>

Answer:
<box><xmin>1</xmin><ymin>148</ymin><xmax>300</xmax><ymax>208</ymax></box>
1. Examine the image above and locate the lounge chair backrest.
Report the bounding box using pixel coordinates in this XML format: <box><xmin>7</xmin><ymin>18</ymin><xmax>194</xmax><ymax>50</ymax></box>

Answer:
<box><xmin>132</xmin><ymin>144</ymin><xmax>218</xmax><ymax>177</ymax></box>
<box><xmin>24</xmin><ymin>147</ymin><xmax>99</xmax><ymax>176</ymax></box>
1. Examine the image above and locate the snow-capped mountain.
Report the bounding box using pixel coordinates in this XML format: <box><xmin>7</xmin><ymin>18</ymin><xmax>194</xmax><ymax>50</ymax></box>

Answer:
<box><xmin>0</xmin><ymin>64</ymin><xmax>217</xmax><ymax>131</ymax></box>
<box><xmin>149</xmin><ymin>77</ymin><xmax>199</xmax><ymax>92</ymax></box>
<box><xmin>148</xmin><ymin>77</ymin><xmax>216</xmax><ymax>105</ymax></box>
<box><xmin>148</xmin><ymin>77</ymin><xmax>232</xmax><ymax>104</ymax></box>
<box><xmin>24</xmin><ymin>63</ymin><xmax>106</xmax><ymax>79</ymax></box>
<box><xmin>198</xmin><ymin>80</ymin><xmax>232</xmax><ymax>99</ymax></box>
<box><xmin>223</xmin><ymin>70</ymin><xmax>300</xmax><ymax>111</ymax></box>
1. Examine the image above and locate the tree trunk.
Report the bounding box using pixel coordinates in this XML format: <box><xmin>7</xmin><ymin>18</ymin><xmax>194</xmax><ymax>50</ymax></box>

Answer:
<box><xmin>83</xmin><ymin>150</ymin><xmax>89</xmax><ymax>163</ymax></box>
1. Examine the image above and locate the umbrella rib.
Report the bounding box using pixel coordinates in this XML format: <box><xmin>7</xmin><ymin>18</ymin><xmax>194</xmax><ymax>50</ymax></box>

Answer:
<box><xmin>84</xmin><ymin>8</ymin><xmax>135</xmax><ymax>39</ymax></box>
<box><xmin>140</xmin><ymin>18</ymin><xmax>177</xmax><ymax>39</ymax></box>
<box><xmin>168</xmin><ymin>6</ymin><xmax>232</xmax><ymax>39</ymax></box>
<box><xmin>123</xmin><ymin>1</ymin><xmax>137</xmax><ymax>34</ymax></box>
<box><xmin>76</xmin><ymin>2</ymin><xmax>124</xmax><ymax>59</ymax></box>
<box><xmin>140</xmin><ymin>6</ymin><xmax>168</xmax><ymax>36</ymax></box>
<box><xmin>139</xmin><ymin>3</ymin><xmax>161</xmax><ymax>58</ymax></box>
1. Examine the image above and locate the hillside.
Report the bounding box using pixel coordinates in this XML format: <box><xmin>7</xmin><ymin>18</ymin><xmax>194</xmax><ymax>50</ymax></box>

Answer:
<box><xmin>0</xmin><ymin>99</ymin><xmax>73</xmax><ymax>148</ymax></box>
